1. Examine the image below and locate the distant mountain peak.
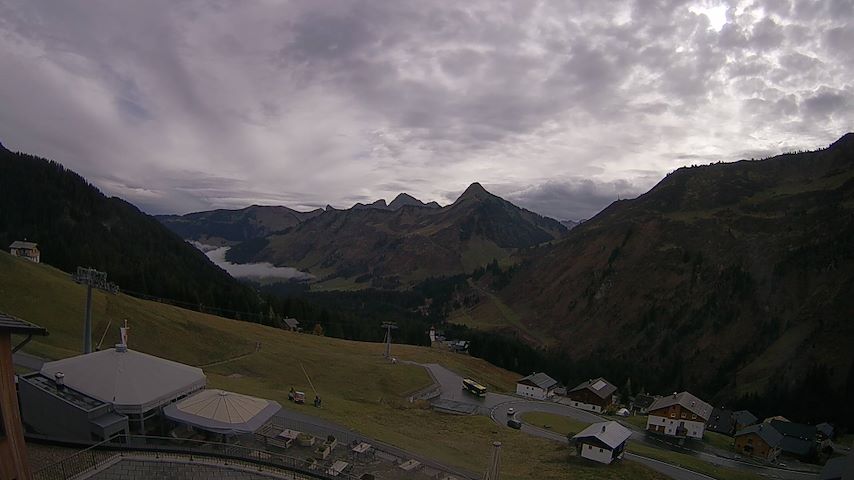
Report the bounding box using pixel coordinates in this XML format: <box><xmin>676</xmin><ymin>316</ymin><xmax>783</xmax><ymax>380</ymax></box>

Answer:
<box><xmin>389</xmin><ymin>192</ymin><xmax>438</xmax><ymax>210</ymax></box>
<box><xmin>455</xmin><ymin>182</ymin><xmax>494</xmax><ymax>203</ymax></box>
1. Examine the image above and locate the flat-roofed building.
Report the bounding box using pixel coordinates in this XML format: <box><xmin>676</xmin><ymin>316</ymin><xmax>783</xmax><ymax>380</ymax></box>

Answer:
<box><xmin>18</xmin><ymin>373</ymin><xmax>129</xmax><ymax>442</ymax></box>
<box><xmin>34</xmin><ymin>346</ymin><xmax>206</xmax><ymax>434</ymax></box>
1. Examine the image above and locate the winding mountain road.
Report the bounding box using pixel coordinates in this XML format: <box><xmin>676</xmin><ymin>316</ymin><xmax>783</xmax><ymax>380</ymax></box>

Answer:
<box><xmin>419</xmin><ymin>363</ymin><xmax>819</xmax><ymax>480</ymax></box>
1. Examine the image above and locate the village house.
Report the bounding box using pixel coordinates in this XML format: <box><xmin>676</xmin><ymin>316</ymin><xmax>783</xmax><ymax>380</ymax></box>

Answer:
<box><xmin>1</xmin><ymin>312</ymin><xmax>48</xmax><ymax>480</ymax></box>
<box><xmin>566</xmin><ymin>377</ymin><xmax>617</xmax><ymax>413</ymax></box>
<box><xmin>282</xmin><ymin>317</ymin><xmax>300</xmax><ymax>332</ymax></box>
<box><xmin>646</xmin><ymin>391</ymin><xmax>713</xmax><ymax>439</ymax></box>
<box><xmin>631</xmin><ymin>393</ymin><xmax>657</xmax><ymax>414</ymax></box>
<box><xmin>770</xmin><ymin>420</ymin><xmax>817</xmax><ymax>460</ymax></box>
<box><xmin>734</xmin><ymin>423</ymin><xmax>783</xmax><ymax>461</ymax></box>
<box><xmin>516</xmin><ymin>372</ymin><xmax>558</xmax><ymax>400</ymax></box>
<box><xmin>8</xmin><ymin>240</ymin><xmax>40</xmax><ymax>263</ymax></box>
<box><xmin>707</xmin><ymin>408</ymin><xmax>735</xmax><ymax>435</ymax></box>
<box><xmin>572</xmin><ymin>421</ymin><xmax>633</xmax><ymax>465</ymax></box>
<box><xmin>733</xmin><ymin>410</ymin><xmax>758</xmax><ymax>431</ymax></box>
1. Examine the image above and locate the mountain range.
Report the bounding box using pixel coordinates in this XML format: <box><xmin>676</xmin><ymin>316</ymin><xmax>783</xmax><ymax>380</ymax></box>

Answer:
<box><xmin>160</xmin><ymin>183</ymin><xmax>568</xmax><ymax>288</ymax></box>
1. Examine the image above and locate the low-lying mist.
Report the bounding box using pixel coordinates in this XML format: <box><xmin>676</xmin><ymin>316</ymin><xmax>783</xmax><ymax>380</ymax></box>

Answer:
<box><xmin>191</xmin><ymin>241</ymin><xmax>314</xmax><ymax>281</ymax></box>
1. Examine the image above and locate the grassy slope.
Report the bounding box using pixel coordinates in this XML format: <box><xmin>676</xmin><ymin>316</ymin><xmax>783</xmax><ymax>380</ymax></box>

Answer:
<box><xmin>449</xmin><ymin>279</ymin><xmax>554</xmax><ymax>347</ymax></box>
<box><xmin>521</xmin><ymin>412</ymin><xmax>590</xmax><ymax>437</ymax></box>
<box><xmin>0</xmin><ymin>252</ymin><xmax>663</xmax><ymax>480</ymax></box>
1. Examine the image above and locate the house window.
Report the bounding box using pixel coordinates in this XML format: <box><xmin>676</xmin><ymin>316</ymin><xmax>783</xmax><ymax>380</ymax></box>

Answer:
<box><xmin>681</xmin><ymin>413</ymin><xmax>686</xmax><ymax>419</ymax></box>
<box><xmin>599</xmin><ymin>448</ymin><xmax>603</xmax><ymax>453</ymax></box>
<box><xmin>588</xmin><ymin>445</ymin><xmax>592</xmax><ymax>449</ymax></box>
<box><xmin>670</xmin><ymin>413</ymin><xmax>676</xmax><ymax>418</ymax></box>
<box><xmin>691</xmin><ymin>414</ymin><xmax>696</xmax><ymax>420</ymax></box>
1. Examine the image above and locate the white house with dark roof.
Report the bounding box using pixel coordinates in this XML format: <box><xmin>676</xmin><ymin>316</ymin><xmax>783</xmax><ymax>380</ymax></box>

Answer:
<box><xmin>646</xmin><ymin>391</ymin><xmax>713</xmax><ymax>439</ymax></box>
<box><xmin>516</xmin><ymin>372</ymin><xmax>558</xmax><ymax>400</ymax></box>
<box><xmin>572</xmin><ymin>421</ymin><xmax>633</xmax><ymax>464</ymax></box>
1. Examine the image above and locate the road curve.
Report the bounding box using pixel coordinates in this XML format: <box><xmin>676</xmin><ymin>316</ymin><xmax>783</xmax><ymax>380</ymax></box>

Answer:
<box><xmin>419</xmin><ymin>363</ymin><xmax>818</xmax><ymax>480</ymax></box>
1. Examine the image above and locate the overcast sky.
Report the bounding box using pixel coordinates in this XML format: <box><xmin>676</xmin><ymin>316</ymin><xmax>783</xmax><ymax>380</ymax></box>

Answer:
<box><xmin>0</xmin><ymin>1</ymin><xmax>851</xmax><ymax>220</ymax></box>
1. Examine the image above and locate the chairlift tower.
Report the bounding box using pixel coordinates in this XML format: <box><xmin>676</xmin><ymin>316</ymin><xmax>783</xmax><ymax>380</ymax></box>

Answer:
<box><xmin>73</xmin><ymin>267</ymin><xmax>119</xmax><ymax>353</ymax></box>
<box><xmin>483</xmin><ymin>441</ymin><xmax>502</xmax><ymax>480</ymax></box>
<box><xmin>381</xmin><ymin>321</ymin><xmax>398</xmax><ymax>358</ymax></box>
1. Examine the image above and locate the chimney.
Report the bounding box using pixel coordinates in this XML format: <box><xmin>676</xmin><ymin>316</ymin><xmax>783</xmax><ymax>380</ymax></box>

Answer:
<box><xmin>55</xmin><ymin>372</ymin><xmax>65</xmax><ymax>390</ymax></box>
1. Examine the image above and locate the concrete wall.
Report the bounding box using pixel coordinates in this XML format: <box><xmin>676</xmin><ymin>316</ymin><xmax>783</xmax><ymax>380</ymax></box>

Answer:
<box><xmin>580</xmin><ymin>442</ymin><xmax>614</xmax><ymax>464</ymax></box>
<box><xmin>1</xmin><ymin>334</ymin><xmax>32</xmax><ymax>480</ymax></box>
<box><xmin>570</xmin><ymin>400</ymin><xmax>602</xmax><ymax>413</ymax></box>
<box><xmin>18</xmin><ymin>376</ymin><xmax>114</xmax><ymax>441</ymax></box>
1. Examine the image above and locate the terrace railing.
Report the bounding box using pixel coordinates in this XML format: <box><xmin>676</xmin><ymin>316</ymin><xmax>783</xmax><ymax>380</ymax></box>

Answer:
<box><xmin>32</xmin><ymin>434</ymin><xmax>360</xmax><ymax>480</ymax></box>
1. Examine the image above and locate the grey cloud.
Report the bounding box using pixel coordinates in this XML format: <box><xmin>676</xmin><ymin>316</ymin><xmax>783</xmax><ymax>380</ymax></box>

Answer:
<box><xmin>0</xmin><ymin>0</ymin><xmax>850</xmax><ymax>221</ymax></box>
<box><xmin>499</xmin><ymin>178</ymin><xmax>653</xmax><ymax>221</ymax></box>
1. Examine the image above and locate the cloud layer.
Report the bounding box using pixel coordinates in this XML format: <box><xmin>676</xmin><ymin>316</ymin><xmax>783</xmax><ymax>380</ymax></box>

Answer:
<box><xmin>0</xmin><ymin>0</ymin><xmax>851</xmax><ymax>220</ymax></box>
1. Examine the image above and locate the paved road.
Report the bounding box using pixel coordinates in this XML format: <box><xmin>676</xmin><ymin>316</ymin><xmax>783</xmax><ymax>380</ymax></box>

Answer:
<box><xmin>422</xmin><ymin>363</ymin><xmax>819</xmax><ymax>480</ymax></box>
<box><xmin>13</xmin><ymin>351</ymin><xmax>45</xmax><ymax>370</ymax></box>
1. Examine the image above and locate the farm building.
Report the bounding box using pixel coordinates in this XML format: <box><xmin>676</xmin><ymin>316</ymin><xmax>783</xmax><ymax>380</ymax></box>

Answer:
<box><xmin>516</xmin><ymin>372</ymin><xmax>558</xmax><ymax>400</ymax></box>
<box><xmin>707</xmin><ymin>408</ymin><xmax>735</xmax><ymax>435</ymax></box>
<box><xmin>1</xmin><ymin>312</ymin><xmax>47</xmax><ymax>480</ymax></box>
<box><xmin>770</xmin><ymin>420</ymin><xmax>817</xmax><ymax>459</ymax></box>
<box><xmin>733</xmin><ymin>410</ymin><xmax>758</xmax><ymax>431</ymax></box>
<box><xmin>8</xmin><ymin>241</ymin><xmax>39</xmax><ymax>263</ymax></box>
<box><xmin>566</xmin><ymin>377</ymin><xmax>617</xmax><ymax>413</ymax></box>
<box><xmin>646</xmin><ymin>391</ymin><xmax>713</xmax><ymax>439</ymax></box>
<box><xmin>734</xmin><ymin>423</ymin><xmax>783</xmax><ymax>461</ymax></box>
<box><xmin>572</xmin><ymin>421</ymin><xmax>633</xmax><ymax>465</ymax></box>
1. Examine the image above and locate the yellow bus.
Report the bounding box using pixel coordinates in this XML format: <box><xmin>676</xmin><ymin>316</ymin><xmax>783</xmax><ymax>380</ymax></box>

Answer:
<box><xmin>462</xmin><ymin>378</ymin><xmax>487</xmax><ymax>397</ymax></box>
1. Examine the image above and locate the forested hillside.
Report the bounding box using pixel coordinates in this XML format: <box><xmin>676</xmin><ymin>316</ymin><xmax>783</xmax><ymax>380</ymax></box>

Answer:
<box><xmin>0</xmin><ymin>145</ymin><xmax>265</xmax><ymax>314</ymax></box>
<box><xmin>486</xmin><ymin>133</ymin><xmax>854</xmax><ymax>428</ymax></box>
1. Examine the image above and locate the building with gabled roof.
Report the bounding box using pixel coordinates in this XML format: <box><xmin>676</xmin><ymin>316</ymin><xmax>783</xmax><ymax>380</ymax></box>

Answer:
<box><xmin>707</xmin><ymin>408</ymin><xmax>735</xmax><ymax>435</ymax></box>
<box><xmin>566</xmin><ymin>377</ymin><xmax>617</xmax><ymax>413</ymax></box>
<box><xmin>8</xmin><ymin>240</ymin><xmax>40</xmax><ymax>263</ymax></box>
<box><xmin>282</xmin><ymin>317</ymin><xmax>300</xmax><ymax>332</ymax></box>
<box><xmin>734</xmin><ymin>423</ymin><xmax>783</xmax><ymax>461</ymax></box>
<box><xmin>631</xmin><ymin>393</ymin><xmax>657</xmax><ymax>414</ymax></box>
<box><xmin>572</xmin><ymin>421</ymin><xmax>633</xmax><ymax>464</ymax></box>
<box><xmin>646</xmin><ymin>391</ymin><xmax>713</xmax><ymax>439</ymax></box>
<box><xmin>770</xmin><ymin>420</ymin><xmax>817</xmax><ymax>459</ymax></box>
<box><xmin>733</xmin><ymin>410</ymin><xmax>758</xmax><ymax>431</ymax></box>
<box><xmin>516</xmin><ymin>372</ymin><xmax>558</xmax><ymax>400</ymax></box>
